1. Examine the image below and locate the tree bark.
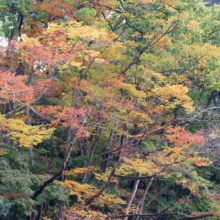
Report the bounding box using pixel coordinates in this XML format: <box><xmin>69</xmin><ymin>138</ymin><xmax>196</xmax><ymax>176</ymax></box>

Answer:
<box><xmin>124</xmin><ymin>173</ymin><xmax>142</xmax><ymax>220</ymax></box>
<box><xmin>101</xmin><ymin>120</ymin><xmax>118</xmax><ymax>171</ymax></box>
<box><xmin>59</xmin><ymin>202</ymin><xmax>65</xmax><ymax>220</ymax></box>
<box><xmin>82</xmin><ymin>105</ymin><xmax>104</xmax><ymax>184</ymax></box>
<box><xmin>133</xmin><ymin>177</ymin><xmax>154</xmax><ymax>220</ymax></box>
<box><xmin>37</xmin><ymin>202</ymin><xmax>43</xmax><ymax>220</ymax></box>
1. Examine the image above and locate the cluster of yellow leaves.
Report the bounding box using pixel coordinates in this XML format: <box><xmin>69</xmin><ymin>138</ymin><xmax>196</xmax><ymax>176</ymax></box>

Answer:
<box><xmin>64</xmin><ymin>180</ymin><xmax>126</xmax><ymax>208</ymax></box>
<box><xmin>151</xmin><ymin>36</ymin><xmax>173</xmax><ymax>50</ymax></box>
<box><xmin>151</xmin><ymin>84</ymin><xmax>195</xmax><ymax>112</ymax></box>
<box><xmin>117</xmin><ymin>157</ymin><xmax>160</xmax><ymax>176</ymax></box>
<box><xmin>94</xmin><ymin>168</ymin><xmax>118</xmax><ymax>183</ymax></box>
<box><xmin>65</xmin><ymin>205</ymin><xmax>107</xmax><ymax>220</ymax></box>
<box><xmin>66</xmin><ymin>167</ymin><xmax>98</xmax><ymax>177</ymax></box>
<box><xmin>119</xmin><ymin>83</ymin><xmax>146</xmax><ymax>99</ymax></box>
<box><xmin>209</xmin><ymin>128</ymin><xmax>220</xmax><ymax>139</ymax></box>
<box><xmin>176</xmin><ymin>171</ymin><xmax>210</xmax><ymax>194</ymax></box>
<box><xmin>64</xmin><ymin>180</ymin><xmax>96</xmax><ymax>203</ymax></box>
<box><xmin>0</xmin><ymin>148</ymin><xmax>7</xmax><ymax>156</ymax></box>
<box><xmin>0</xmin><ymin>114</ymin><xmax>54</xmax><ymax>147</ymax></box>
<box><xmin>186</xmin><ymin>20</ymin><xmax>200</xmax><ymax>30</ymax></box>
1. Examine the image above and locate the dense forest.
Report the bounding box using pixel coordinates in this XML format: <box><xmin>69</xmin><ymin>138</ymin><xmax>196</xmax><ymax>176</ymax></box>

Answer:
<box><xmin>2</xmin><ymin>0</ymin><xmax>220</xmax><ymax>219</ymax></box>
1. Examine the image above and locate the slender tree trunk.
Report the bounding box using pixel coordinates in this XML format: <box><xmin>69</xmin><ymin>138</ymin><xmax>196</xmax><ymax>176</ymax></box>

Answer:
<box><xmin>59</xmin><ymin>203</ymin><xmax>65</xmax><ymax>220</ymax></box>
<box><xmin>58</xmin><ymin>127</ymin><xmax>75</xmax><ymax>219</ymax></box>
<box><xmin>4</xmin><ymin>101</ymin><xmax>14</xmax><ymax>144</ymax></box>
<box><xmin>32</xmin><ymin>207</ymin><xmax>36</xmax><ymax>220</ymax></box>
<box><xmin>133</xmin><ymin>176</ymin><xmax>154</xmax><ymax>220</ymax></box>
<box><xmin>26</xmin><ymin>107</ymin><xmax>34</xmax><ymax>165</ymax></box>
<box><xmin>37</xmin><ymin>202</ymin><xmax>43</xmax><ymax>220</ymax></box>
<box><xmin>124</xmin><ymin>173</ymin><xmax>142</xmax><ymax>220</ymax></box>
<box><xmin>25</xmin><ymin>68</ymin><xmax>35</xmax><ymax>165</ymax></box>
<box><xmin>5</xmin><ymin>100</ymin><xmax>14</xmax><ymax>114</ymax></box>
<box><xmin>101</xmin><ymin>120</ymin><xmax>118</xmax><ymax>171</ymax></box>
<box><xmin>73</xmin><ymin>87</ymin><xmax>79</xmax><ymax>107</ymax></box>
<box><xmin>58</xmin><ymin>128</ymin><xmax>73</xmax><ymax>219</ymax></box>
<box><xmin>44</xmin><ymin>202</ymin><xmax>48</xmax><ymax>218</ymax></box>
<box><xmin>62</xmin><ymin>127</ymin><xmax>72</xmax><ymax>181</ymax></box>
<box><xmin>82</xmin><ymin>105</ymin><xmax>103</xmax><ymax>184</ymax></box>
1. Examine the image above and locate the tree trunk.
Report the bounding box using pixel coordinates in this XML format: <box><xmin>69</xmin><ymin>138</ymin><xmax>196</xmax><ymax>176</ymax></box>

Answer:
<box><xmin>82</xmin><ymin>105</ymin><xmax>103</xmax><ymax>184</ymax></box>
<box><xmin>59</xmin><ymin>203</ymin><xmax>65</xmax><ymax>220</ymax></box>
<box><xmin>26</xmin><ymin>107</ymin><xmax>34</xmax><ymax>165</ymax></box>
<box><xmin>62</xmin><ymin>127</ymin><xmax>72</xmax><ymax>181</ymax></box>
<box><xmin>37</xmin><ymin>202</ymin><xmax>43</xmax><ymax>220</ymax></box>
<box><xmin>124</xmin><ymin>173</ymin><xmax>142</xmax><ymax>220</ymax></box>
<box><xmin>133</xmin><ymin>176</ymin><xmax>154</xmax><ymax>220</ymax></box>
<box><xmin>101</xmin><ymin>120</ymin><xmax>118</xmax><ymax>171</ymax></box>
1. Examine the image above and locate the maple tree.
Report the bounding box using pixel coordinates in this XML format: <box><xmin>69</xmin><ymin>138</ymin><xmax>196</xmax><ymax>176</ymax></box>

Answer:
<box><xmin>1</xmin><ymin>0</ymin><xmax>220</xmax><ymax>219</ymax></box>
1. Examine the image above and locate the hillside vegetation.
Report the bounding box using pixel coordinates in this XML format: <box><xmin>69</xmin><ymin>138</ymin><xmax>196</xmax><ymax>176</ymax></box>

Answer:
<box><xmin>1</xmin><ymin>0</ymin><xmax>220</xmax><ymax>219</ymax></box>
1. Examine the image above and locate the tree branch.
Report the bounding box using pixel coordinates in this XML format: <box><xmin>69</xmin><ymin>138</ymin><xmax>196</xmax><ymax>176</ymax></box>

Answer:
<box><xmin>84</xmin><ymin>156</ymin><xmax>124</xmax><ymax>206</ymax></box>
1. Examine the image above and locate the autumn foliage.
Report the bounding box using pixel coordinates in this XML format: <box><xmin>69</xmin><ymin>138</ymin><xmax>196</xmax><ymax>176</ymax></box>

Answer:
<box><xmin>1</xmin><ymin>0</ymin><xmax>220</xmax><ymax>219</ymax></box>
